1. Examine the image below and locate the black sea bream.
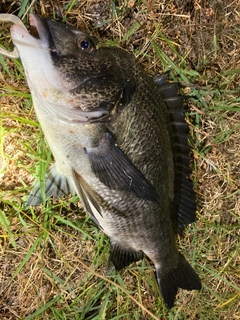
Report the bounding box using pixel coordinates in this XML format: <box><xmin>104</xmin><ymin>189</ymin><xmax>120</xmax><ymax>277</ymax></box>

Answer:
<box><xmin>1</xmin><ymin>13</ymin><xmax>201</xmax><ymax>308</ymax></box>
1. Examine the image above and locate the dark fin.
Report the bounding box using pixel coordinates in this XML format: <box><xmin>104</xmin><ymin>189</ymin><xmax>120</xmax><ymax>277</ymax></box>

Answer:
<box><xmin>71</xmin><ymin>168</ymin><xmax>102</xmax><ymax>227</ymax></box>
<box><xmin>153</xmin><ymin>71</ymin><xmax>170</xmax><ymax>85</ymax></box>
<box><xmin>26</xmin><ymin>163</ymin><xmax>75</xmax><ymax>207</ymax></box>
<box><xmin>85</xmin><ymin>133</ymin><xmax>159</xmax><ymax>203</ymax></box>
<box><xmin>156</xmin><ymin>253</ymin><xmax>201</xmax><ymax>309</ymax></box>
<box><xmin>175</xmin><ymin>174</ymin><xmax>197</xmax><ymax>234</ymax></box>
<box><xmin>155</xmin><ymin>72</ymin><xmax>196</xmax><ymax>233</ymax></box>
<box><xmin>109</xmin><ymin>241</ymin><xmax>144</xmax><ymax>271</ymax></box>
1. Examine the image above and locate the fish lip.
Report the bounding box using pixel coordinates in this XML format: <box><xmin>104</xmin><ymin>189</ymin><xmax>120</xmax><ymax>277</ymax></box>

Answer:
<box><xmin>29</xmin><ymin>13</ymin><xmax>55</xmax><ymax>50</ymax></box>
<box><xmin>28</xmin><ymin>14</ymin><xmax>49</xmax><ymax>42</ymax></box>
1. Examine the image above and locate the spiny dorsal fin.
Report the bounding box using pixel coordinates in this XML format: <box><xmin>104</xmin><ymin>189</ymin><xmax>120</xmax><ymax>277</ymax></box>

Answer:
<box><xmin>155</xmin><ymin>72</ymin><xmax>196</xmax><ymax>233</ymax></box>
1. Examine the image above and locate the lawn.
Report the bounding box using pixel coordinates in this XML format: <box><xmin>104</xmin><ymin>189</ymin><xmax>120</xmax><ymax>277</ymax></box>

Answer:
<box><xmin>0</xmin><ymin>1</ymin><xmax>239</xmax><ymax>319</ymax></box>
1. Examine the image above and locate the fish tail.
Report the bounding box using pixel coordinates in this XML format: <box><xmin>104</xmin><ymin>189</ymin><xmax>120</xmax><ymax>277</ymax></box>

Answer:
<box><xmin>156</xmin><ymin>253</ymin><xmax>201</xmax><ymax>309</ymax></box>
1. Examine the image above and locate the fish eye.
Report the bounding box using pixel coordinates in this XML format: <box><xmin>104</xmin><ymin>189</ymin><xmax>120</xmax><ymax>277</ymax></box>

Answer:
<box><xmin>80</xmin><ymin>39</ymin><xmax>90</xmax><ymax>49</ymax></box>
<box><xmin>77</xmin><ymin>37</ymin><xmax>95</xmax><ymax>53</ymax></box>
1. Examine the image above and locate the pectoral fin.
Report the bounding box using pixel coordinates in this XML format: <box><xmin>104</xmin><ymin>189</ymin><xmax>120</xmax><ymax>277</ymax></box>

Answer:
<box><xmin>26</xmin><ymin>163</ymin><xmax>75</xmax><ymax>207</ymax></box>
<box><xmin>85</xmin><ymin>133</ymin><xmax>159</xmax><ymax>203</ymax></box>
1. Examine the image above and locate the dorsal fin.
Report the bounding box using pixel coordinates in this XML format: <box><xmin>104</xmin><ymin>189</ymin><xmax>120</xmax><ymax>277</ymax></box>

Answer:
<box><xmin>155</xmin><ymin>72</ymin><xmax>196</xmax><ymax>234</ymax></box>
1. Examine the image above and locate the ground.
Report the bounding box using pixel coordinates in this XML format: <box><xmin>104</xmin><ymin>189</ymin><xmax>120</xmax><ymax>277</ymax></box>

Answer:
<box><xmin>0</xmin><ymin>0</ymin><xmax>239</xmax><ymax>319</ymax></box>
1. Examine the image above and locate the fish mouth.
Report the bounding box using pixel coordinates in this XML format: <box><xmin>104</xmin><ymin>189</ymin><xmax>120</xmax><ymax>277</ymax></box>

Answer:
<box><xmin>10</xmin><ymin>14</ymin><xmax>53</xmax><ymax>50</ymax></box>
<box><xmin>29</xmin><ymin>14</ymin><xmax>48</xmax><ymax>42</ymax></box>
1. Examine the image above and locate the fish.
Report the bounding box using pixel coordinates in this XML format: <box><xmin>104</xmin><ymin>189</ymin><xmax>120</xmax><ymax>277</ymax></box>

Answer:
<box><xmin>0</xmin><ymin>13</ymin><xmax>201</xmax><ymax>309</ymax></box>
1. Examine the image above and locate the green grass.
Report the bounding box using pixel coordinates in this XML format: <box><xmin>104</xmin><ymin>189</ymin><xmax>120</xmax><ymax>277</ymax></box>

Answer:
<box><xmin>0</xmin><ymin>1</ymin><xmax>240</xmax><ymax>319</ymax></box>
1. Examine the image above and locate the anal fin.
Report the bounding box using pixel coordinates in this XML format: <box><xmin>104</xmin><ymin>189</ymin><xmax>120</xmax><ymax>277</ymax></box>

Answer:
<box><xmin>109</xmin><ymin>242</ymin><xmax>144</xmax><ymax>271</ymax></box>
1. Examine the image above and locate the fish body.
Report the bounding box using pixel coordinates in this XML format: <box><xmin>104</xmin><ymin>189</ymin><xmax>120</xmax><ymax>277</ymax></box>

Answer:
<box><xmin>5</xmin><ymin>14</ymin><xmax>201</xmax><ymax>308</ymax></box>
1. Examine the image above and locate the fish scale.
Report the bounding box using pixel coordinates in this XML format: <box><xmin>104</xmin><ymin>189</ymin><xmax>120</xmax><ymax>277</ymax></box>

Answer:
<box><xmin>0</xmin><ymin>13</ymin><xmax>201</xmax><ymax>309</ymax></box>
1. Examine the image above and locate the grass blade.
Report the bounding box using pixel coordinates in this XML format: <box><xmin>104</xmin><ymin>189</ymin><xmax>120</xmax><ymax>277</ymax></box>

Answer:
<box><xmin>0</xmin><ymin>209</ymin><xmax>17</xmax><ymax>248</ymax></box>
<box><xmin>24</xmin><ymin>295</ymin><xmax>61</xmax><ymax>320</ymax></box>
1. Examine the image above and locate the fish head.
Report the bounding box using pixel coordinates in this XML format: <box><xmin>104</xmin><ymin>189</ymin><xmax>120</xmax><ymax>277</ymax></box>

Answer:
<box><xmin>10</xmin><ymin>14</ymin><xmax>136</xmax><ymax>123</ymax></box>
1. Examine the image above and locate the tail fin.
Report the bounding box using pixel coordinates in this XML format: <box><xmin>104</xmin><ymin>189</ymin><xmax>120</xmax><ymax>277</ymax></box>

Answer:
<box><xmin>156</xmin><ymin>254</ymin><xmax>201</xmax><ymax>309</ymax></box>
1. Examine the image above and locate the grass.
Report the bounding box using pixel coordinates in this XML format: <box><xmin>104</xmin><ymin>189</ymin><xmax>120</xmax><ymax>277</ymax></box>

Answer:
<box><xmin>0</xmin><ymin>0</ymin><xmax>240</xmax><ymax>319</ymax></box>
